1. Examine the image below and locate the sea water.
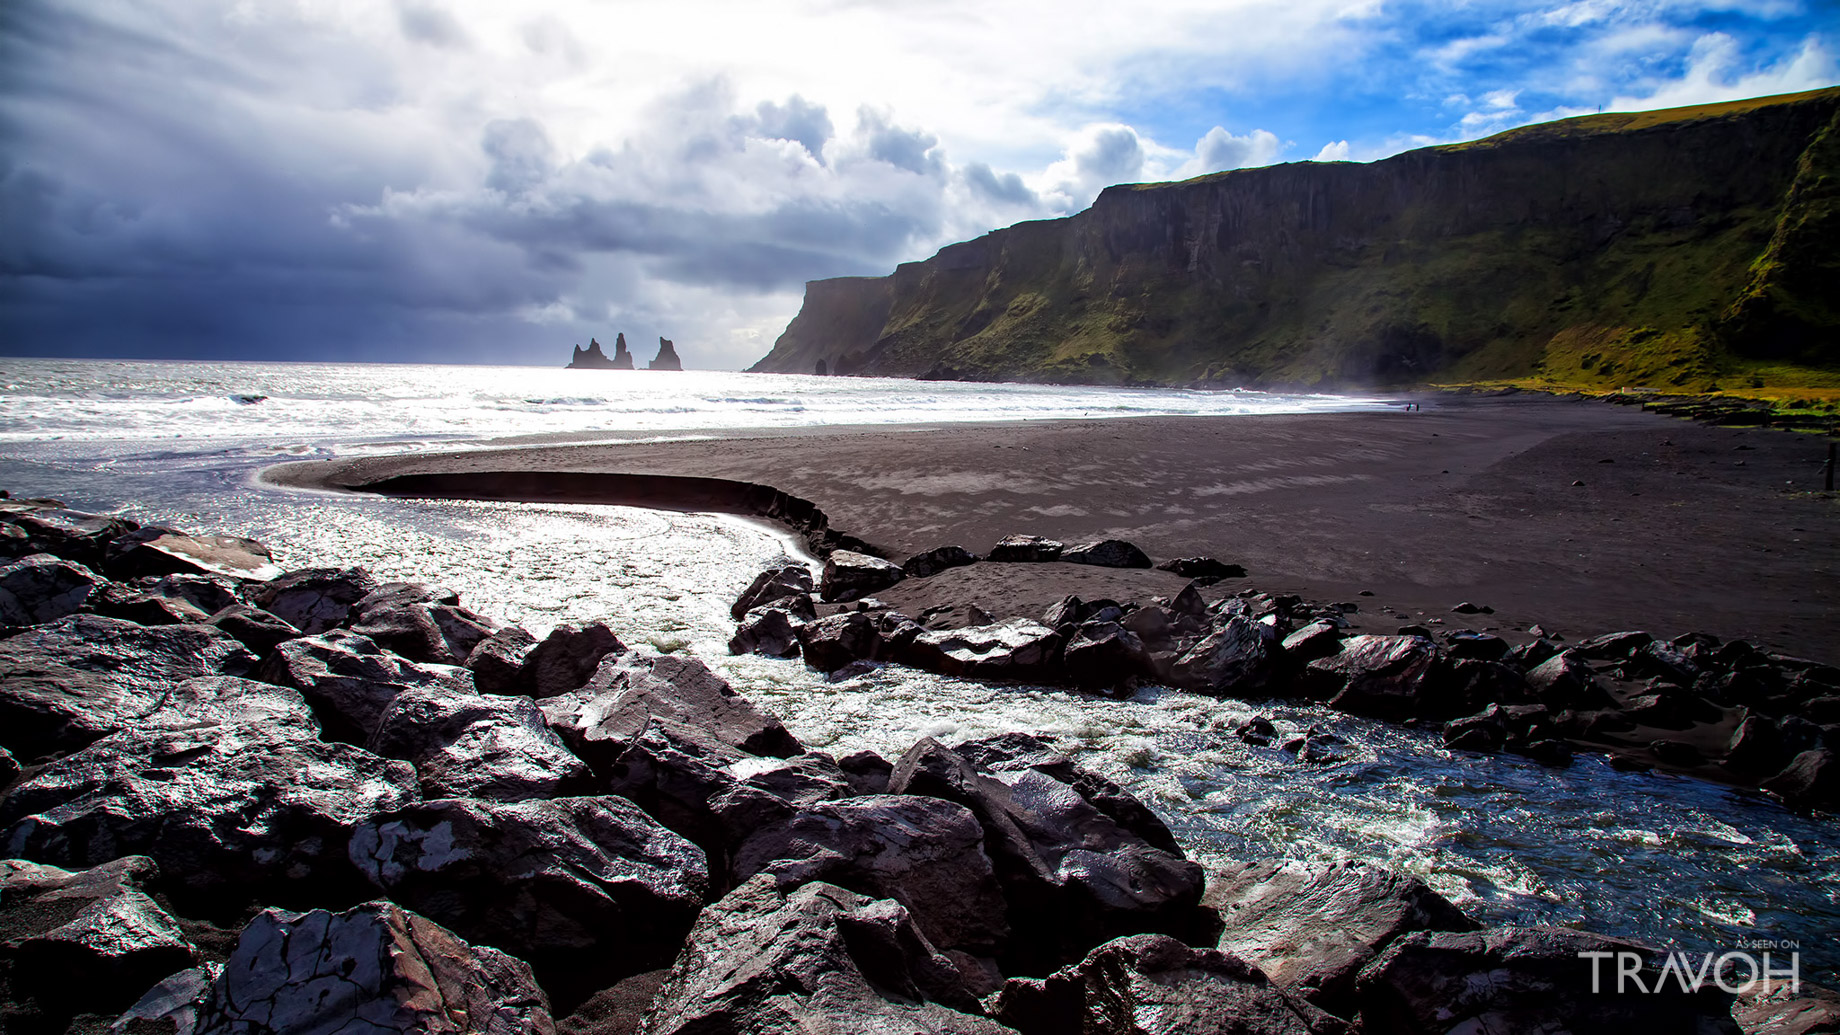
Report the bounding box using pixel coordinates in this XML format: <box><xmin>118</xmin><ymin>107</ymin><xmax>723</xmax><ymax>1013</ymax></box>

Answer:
<box><xmin>2</xmin><ymin>358</ymin><xmax>1835</xmax><ymax>980</ymax></box>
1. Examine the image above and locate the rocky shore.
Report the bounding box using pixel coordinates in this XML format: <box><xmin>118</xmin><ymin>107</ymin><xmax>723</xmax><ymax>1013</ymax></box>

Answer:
<box><xmin>1</xmin><ymin>491</ymin><xmax>1835</xmax><ymax>1033</ymax></box>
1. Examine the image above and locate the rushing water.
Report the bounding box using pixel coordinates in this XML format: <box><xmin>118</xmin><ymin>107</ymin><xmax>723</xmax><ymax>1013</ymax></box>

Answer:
<box><xmin>2</xmin><ymin>358</ymin><xmax>1836</xmax><ymax>982</ymax></box>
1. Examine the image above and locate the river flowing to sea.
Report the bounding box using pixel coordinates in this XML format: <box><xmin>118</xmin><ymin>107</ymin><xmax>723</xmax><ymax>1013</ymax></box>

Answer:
<box><xmin>2</xmin><ymin>358</ymin><xmax>1836</xmax><ymax>981</ymax></box>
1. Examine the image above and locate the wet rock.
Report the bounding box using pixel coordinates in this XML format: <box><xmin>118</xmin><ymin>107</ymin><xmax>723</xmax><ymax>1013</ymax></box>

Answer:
<box><xmin>351</xmin><ymin>796</ymin><xmax>707</xmax><ymax>990</ymax></box>
<box><xmin>112</xmin><ymin>965</ymin><xmax>217</xmax><ymax>1035</ymax></box>
<box><xmin>0</xmin><ymin>690</ymin><xmax>419</xmax><ymax>912</ymax></box>
<box><xmin>1649</xmin><ymin>739</ymin><xmax>1704</xmax><ymax>767</ymax></box>
<box><xmin>368</xmin><ymin>686</ymin><xmax>590</xmax><ymax>802</ymax></box>
<box><xmin>0</xmin><ymin>856</ymin><xmax>197</xmax><ymax>1024</ymax></box>
<box><xmin>245</xmin><ymin>566</ymin><xmax>379</xmax><ymax>634</ymax></box>
<box><xmin>352</xmin><ymin>603</ymin><xmax>498</xmax><ymax>667</ymax></box>
<box><xmin>0</xmin><ymin>615</ymin><xmax>256</xmax><ymax>762</ymax></box>
<box><xmin>838</xmin><ymin>750</ymin><xmax>895</xmax><ymax>795</ymax></box>
<box><xmin>1725</xmin><ymin>712</ymin><xmax>1788</xmax><ymax>777</ymax></box>
<box><xmin>1282</xmin><ymin>620</ymin><xmax>1343</xmax><ymax>662</ymax></box>
<box><xmin>104</xmin><ymin>529</ymin><xmax>282</xmax><ymax>582</ymax></box>
<box><xmin>729</xmin><ymin>606</ymin><xmax>802</xmax><ymax>658</ymax></box>
<box><xmin>731</xmin><ymin>565</ymin><xmax>813</xmax><ymax>620</ymax></box>
<box><xmin>355</xmin><ymin>581</ymin><xmax>460</xmax><ymax>615</ymax></box>
<box><xmin>468</xmin><ymin>626</ymin><xmax>539</xmax><ymax>695</ymax></box>
<box><xmin>188</xmin><ymin>900</ymin><xmax>553</xmax><ymax>1034</ymax></box>
<box><xmin>953</xmin><ymin>732</ymin><xmax>1181</xmax><ymax>855</ymax></box>
<box><xmin>0</xmin><ymin>746</ymin><xmax>16</xmax><ymax>788</ymax></box>
<box><xmin>734</xmin><ymin>752</ymin><xmax>854</xmax><ymax>805</ymax></box>
<box><xmin>1731</xmin><ymin>978</ymin><xmax>1840</xmax><ymax>1035</ymax></box>
<box><xmin>202</xmin><ymin>602</ymin><xmax>299</xmax><ymax>657</ymax></box>
<box><xmin>0</xmin><ymin>554</ymin><xmax>104</xmax><ymax>627</ymax></box>
<box><xmin>258</xmin><ymin>630</ymin><xmax>473</xmax><ymax>743</ymax></box>
<box><xmin>1442</xmin><ymin>710</ymin><xmax>1507</xmax><ymax>753</ymax></box>
<box><xmin>1443</xmin><ymin>630</ymin><xmax>1509</xmax><ymax>661</ymax></box>
<box><xmin>731</xmin><ymin>794</ymin><xmax>1010</xmax><ymax>954</ymax></box>
<box><xmin>990</xmin><ymin>934</ymin><xmax>1332</xmax><ymax>1035</ymax></box>
<box><xmin>518</xmin><ymin>622</ymin><xmax>626</xmax><ymax>697</ymax></box>
<box><xmin>828</xmin><ymin>658</ymin><xmax>884</xmax><ymax>682</ymax></box>
<box><xmin>820</xmin><ymin>549</ymin><xmax>905</xmax><ymax>602</ymax></box>
<box><xmin>140</xmin><ymin>573</ymin><xmax>243</xmax><ymax>614</ymax></box>
<box><xmin>1304</xmin><ymin>635</ymin><xmax>1448</xmax><ymax>721</ymax></box>
<box><xmin>543</xmin><ymin>652</ymin><xmax>801</xmax><ymax>761</ymax></box>
<box><xmin>87</xmin><ymin>581</ymin><xmax>214</xmax><ymax>625</ymax></box>
<box><xmin>1</xmin><ymin>508</ymin><xmax>137</xmax><ymax>568</ymax></box>
<box><xmin>1279</xmin><ymin>728</ymin><xmax>1349</xmax><ymax>765</ymax></box>
<box><xmin>1154</xmin><ymin>557</ymin><xmax>1248</xmax><ymax>583</ymax></box>
<box><xmin>988</xmin><ymin>534</ymin><xmax>1064</xmax><ymax>563</ymax></box>
<box><xmin>1576</xmin><ymin>630</ymin><xmax>1655</xmax><ymax>660</ymax></box>
<box><xmin>1170</xmin><ymin>617</ymin><xmax>1280</xmax><ymax>695</ymax></box>
<box><xmin>902</xmin><ymin>619</ymin><xmax>1064</xmax><ymax>681</ymax></box>
<box><xmin>1061</xmin><ymin>539</ymin><xmax>1152</xmax><ymax>569</ymax></box>
<box><xmin>638</xmin><ymin>877</ymin><xmax>1007</xmax><ymax>1035</ymax></box>
<box><xmin>1236</xmin><ymin>716</ymin><xmax>1279</xmax><ymax>747</ymax></box>
<box><xmin>888</xmin><ymin>737</ymin><xmax>1204</xmax><ymax>972</ymax></box>
<box><xmin>1762</xmin><ymin>747</ymin><xmax>1840</xmax><ymax>812</ymax></box>
<box><xmin>1509</xmin><ymin>738</ymin><xmax>1576</xmax><ymax>767</ymax></box>
<box><xmin>903</xmin><ymin>545</ymin><xmax>979</xmax><ymax>578</ymax></box>
<box><xmin>1354</xmin><ymin>926</ymin><xmax>1737</xmax><ymax>1034</ymax></box>
<box><xmin>1063</xmin><ymin>621</ymin><xmax>1151</xmax><ymax>687</ymax></box>
<box><xmin>1206</xmin><ymin>859</ymin><xmax>1476</xmax><ymax>1016</ymax></box>
<box><xmin>584</xmin><ymin>722</ymin><xmax>750</xmax><ymax>859</ymax></box>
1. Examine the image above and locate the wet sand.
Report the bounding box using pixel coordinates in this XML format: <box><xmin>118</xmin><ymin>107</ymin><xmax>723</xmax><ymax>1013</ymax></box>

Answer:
<box><xmin>266</xmin><ymin>393</ymin><xmax>1840</xmax><ymax>659</ymax></box>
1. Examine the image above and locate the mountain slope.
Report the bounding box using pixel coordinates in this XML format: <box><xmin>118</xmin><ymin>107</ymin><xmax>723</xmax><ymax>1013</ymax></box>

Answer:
<box><xmin>750</xmin><ymin>87</ymin><xmax>1840</xmax><ymax>388</ymax></box>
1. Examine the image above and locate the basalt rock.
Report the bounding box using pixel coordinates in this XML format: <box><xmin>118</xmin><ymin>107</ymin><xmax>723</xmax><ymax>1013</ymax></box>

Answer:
<box><xmin>988</xmin><ymin>535</ymin><xmax>1063</xmax><ymax>563</ymax></box>
<box><xmin>188</xmin><ymin>901</ymin><xmax>554</xmax><ymax>1034</ymax></box>
<box><xmin>1304</xmin><ymin>635</ymin><xmax>1449</xmax><ymax>721</ymax></box>
<box><xmin>902</xmin><ymin>545</ymin><xmax>979</xmax><ymax>578</ymax></box>
<box><xmin>1205</xmin><ymin>859</ymin><xmax>1477</xmax><ymax>1017</ymax></box>
<box><xmin>87</xmin><ymin>581</ymin><xmax>213</xmax><ymax>625</ymax></box>
<box><xmin>468</xmin><ymin>626</ymin><xmax>539</xmax><ymax>695</ymax></box>
<box><xmin>0</xmin><ymin>687</ymin><xmax>419</xmax><ymax>913</ymax></box>
<box><xmin>0</xmin><ymin>554</ymin><xmax>105</xmax><ymax>627</ymax></box>
<box><xmin>887</xmin><ymin>737</ymin><xmax>1204</xmax><ymax>973</ymax></box>
<box><xmin>352</xmin><ymin>603</ymin><xmax>498</xmax><ymax>667</ymax></box>
<box><xmin>796</xmin><ymin>610</ymin><xmax>885</xmax><ymax>672</ymax></box>
<box><xmin>205</xmin><ymin>603</ymin><xmax>300</xmax><ymax>656</ymax></box>
<box><xmin>820</xmin><ymin>549</ymin><xmax>905</xmax><ymax>602</ymax></box>
<box><xmin>1762</xmin><ymin>747</ymin><xmax>1840</xmax><ymax>811</ymax></box>
<box><xmin>517</xmin><ymin>622</ymin><xmax>626</xmax><ymax>698</ymax></box>
<box><xmin>0</xmin><ymin>856</ymin><xmax>198</xmax><ymax>1026</ymax></box>
<box><xmin>731</xmin><ymin>565</ymin><xmax>814</xmax><ymax>620</ymax></box>
<box><xmin>245</xmin><ymin>566</ymin><xmax>379</xmax><ymax>634</ymax></box>
<box><xmin>1169</xmin><ymin>617</ymin><xmax>1280</xmax><ymax>695</ymax></box>
<box><xmin>729</xmin><ymin>605</ymin><xmax>804</xmax><ymax>658</ymax></box>
<box><xmin>1</xmin><ymin>508</ymin><xmax>138</xmax><ymax>569</ymax></box>
<box><xmin>990</xmin><ymin>934</ymin><xmax>1336</xmax><ymax>1035</ymax></box>
<box><xmin>1061</xmin><ymin>539</ymin><xmax>1152</xmax><ymax>569</ymax></box>
<box><xmin>952</xmin><ymin>733</ymin><xmax>1181</xmax><ymax>855</ymax></box>
<box><xmin>355</xmin><ymin>581</ymin><xmax>461</xmax><ymax>615</ymax></box>
<box><xmin>0</xmin><ymin>615</ymin><xmax>256</xmax><ymax>762</ymax></box>
<box><xmin>103</xmin><ymin>529</ymin><xmax>282</xmax><ymax>582</ymax></box>
<box><xmin>350</xmin><ymin>796</ymin><xmax>708</xmax><ymax>996</ymax></box>
<box><xmin>1063</xmin><ymin>620</ymin><xmax>1152</xmax><ymax>688</ymax></box>
<box><xmin>1353</xmin><ymin>926</ymin><xmax>1738</xmax><ymax>1034</ymax></box>
<box><xmin>637</xmin><ymin>877</ymin><xmax>1008</xmax><ymax>1035</ymax></box>
<box><xmin>543</xmin><ymin>651</ymin><xmax>801</xmax><ymax>761</ymax></box>
<box><xmin>257</xmin><ymin>630</ymin><xmax>473</xmax><ymax>743</ymax></box>
<box><xmin>367</xmin><ymin>686</ymin><xmax>590</xmax><ymax>802</ymax></box>
<box><xmin>730</xmin><ymin>794</ymin><xmax>1010</xmax><ymax>955</ymax></box>
<box><xmin>1281</xmin><ymin>621</ymin><xmax>1344</xmax><ymax>663</ymax></box>
<box><xmin>902</xmin><ymin>619</ymin><xmax>1065</xmax><ymax>682</ymax></box>
<box><xmin>1154</xmin><ymin>557</ymin><xmax>1248</xmax><ymax>584</ymax></box>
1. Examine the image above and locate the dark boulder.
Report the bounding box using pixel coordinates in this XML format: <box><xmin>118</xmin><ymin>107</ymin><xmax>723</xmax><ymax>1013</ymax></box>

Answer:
<box><xmin>1304</xmin><ymin>635</ymin><xmax>1448</xmax><ymax>721</ymax></box>
<box><xmin>1155</xmin><ymin>556</ymin><xmax>1247</xmax><ymax>583</ymax></box>
<box><xmin>1043</xmin><ymin>594</ymin><xmax>1084</xmax><ymax>629</ymax></box>
<box><xmin>734</xmin><ymin>752</ymin><xmax>854</xmax><ymax>805</ymax></box>
<box><xmin>103</xmin><ymin>529</ymin><xmax>281</xmax><ymax>582</ymax></box>
<box><xmin>820</xmin><ymin>549</ymin><xmax>905</xmax><ymax>602</ymax></box>
<box><xmin>1575</xmin><ymin>630</ymin><xmax>1655</xmax><ymax>660</ymax></box>
<box><xmin>1063</xmin><ymin>621</ymin><xmax>1151</xmax><ymax>687</ymax></box>
<box><xmin>1354</xmin><ymin>926</ymin><xmax>1737</xmax><ymax>1034</ymax></box>
<box><xmin>257</xmin><ymin>630</ymin><xmax>473</xmax><ymax>743</ymax></box>
<box><xmin>0</xmin><ymin>747</ymin><xmax>15</xmax><ymax>788</ymax></box>
<box><xmin>637</xmin><ymin>877</ymin><xmax>1009</xmax><ymax>1035</ymax></box>
<box><xmin>0</xmin><ymin>615</ymin><xmax>255</xmax><ymax>762</ymax></box>
<box><xmin>1724</xmin><ymin>712</ymin><xmax>1788</xmax><ymax>777</ymax></box>
<box><xmin>579</xmin><ymin>722</ymin><xmax>750</xmax><ymax>860</ymax></box>
<box><xmin>352</xmin><ymin>603</ymin><xmax>498</xmax><ymax>666</ymax></box>
<box><xmin>1061</xmin><ymin>539</ymin><xmax>1152</xmax><ymax>569</ymax></box>
<box><xmin>0</xmin><ymin>682</ymin><xmax>419</xmax><ymax>913</ymax></box>
<box><xmin>1731</xmin><ymin>978</ymin><xmax>1840</xmax><ymax>1035</ymax></box>
<box><xmin>796</xmin><ymin>610</ymin><xmax>883</xmax><ymax>671</ymax></box>
<box><xmin>1282</xmin><ymin>621</ymin><xmax>1343</xmax><ymax>663</ymax></box>
<box><xmin>0</xmin><ymin>856</ymin><xmax>197</xmax><ymax>1026</ymax></box>
<box><xmin>518</xmin><ymin>622</ymin><xmax>626</xmax><ymax>697</ymax></box>
<box><xmin>1763</xmin><ymin>747</ymin><xmax>1840</xmax><ymax>811</ymax></box>
<box><xmin>351</xmin><ymin>796</ymin><xmax>708</xmax><ymax>994</ymax></box>
<box><xmin>86</xmin><ymin>581</ymin><xmax>213</xmax><ymax>625</ymax></box>
<box><xmin>138</xmin><ymin>573</ymin><xmax>242</xmax><ymax>614</ymax></box>
<box><xmin>731</xmin><ymin>565</ymin><xmax>813</xmax><ymax>620</ymax></box>
<box><xmin>990</xmin><ymin>934</ymin><xmax>1334</xmax><ymax>1035</ymax></box>
<box><xmin>368</xmin><ymin>686</ymin><xmax>591</xmax><ymax>802</ymax></box>
<box><xmin>205</xmin><ymin>603</ymin><xmax>301</xmax><ymax>656</ymax></box>
<box><xmin>1442</xmin><ymin>710</ymin><xmax>1507</xmax><ymax>753</ymax></box>
<box><xmin>245</xmin><ymin>566</ymin><xmax>379</xmax><ymax>634</ymax></box>
<box><xmin>888</xmin><ymin>737</ymin><xmax>1204</xmax><ymax>972</ymax></box>
<box><xmin>988</xmin><ymin>534</ymin><xmax>1064</xmax><ymax>563</ymax></box>
<box><xmin>902</xmin><ymin>545</ymin><xmax>979</xmax><ymax>578</ymax></box>
<box><xmin>729</xmin><ymin>606</ymin><xmax>802</xmax><ymax>658</ymax></box>
<box><xmin>902</xmin><ymin>619</ymin><xmax>1064</xmax><ymax>682</ymax></box>
<box><xmin>1443</xmin><ymin>631</ymin><xmax>1509</xmax><ymax>661</ymax></box>
<box><xmin>542</xmin><ymin>652</ymin><xmax>801</xmax><ymax>761</ymax></box>
<box><xmin>2</xmin><ymin>508</ymin><xmax>137</xmax><ymax>569</ymax></box>
<box><xmin>0</xmin><ymin>554</ymin><xmax>104</xmax><ymax>627</ymax></box>
<box><xmin>1170</xmin><ymin>617</ymin><xmax>1280</xmax><ymax>695</ymax></box>
<box><xmin>354</xmin><ymin>580</ymin><xmax>460</xmax><ymax>614</ymax></box>
<box><xmin>467</xmin><ymin>626</ymin><xmax>539</xmax><ymax>695</ymax></box>
<box><xmin>1206</xmin><ymin>859</ymin><xmax>1476</xmax><ymax>1016</ymax></box>
<box><xmin>838</xmin><ymin>749</ymin><xmax>895</xmax><ymax>795</ymax></box>
<box><xmin>187</xmin><ymin>901</ymin><xmax>554</xmax><ymax>1034</ymax></box>
<box><xmin>731</xmin><ymin>794</ymin><xmax>1010</xmax><ymax>954</ymax></box>
<box><xmin>953</xmin><ymin>732</ymin><xmax>1181</xmax><ymax>855</ymax></box>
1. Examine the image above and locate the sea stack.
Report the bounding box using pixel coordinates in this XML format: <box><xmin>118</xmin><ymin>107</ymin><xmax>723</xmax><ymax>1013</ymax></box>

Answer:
<box><xmin>611</xmin><ymin>333</ymin><xmax>635</xmax><ymax>369</ymax></box>
<box><xmin>650</xmin><ymin>336</ymin><xmax>683</xmax><ymax>371</ymax></box>
<box><xmin>567</xmin><ymin>338</ymin><xmax>616</xmax><ymax>369</ymax></box>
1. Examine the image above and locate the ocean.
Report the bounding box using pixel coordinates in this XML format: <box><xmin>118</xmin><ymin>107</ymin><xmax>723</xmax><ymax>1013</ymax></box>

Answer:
<box><xmin>2</xmin><ymin>357</ymin><xmax>1835</xmax><ymax>978</ymax></box>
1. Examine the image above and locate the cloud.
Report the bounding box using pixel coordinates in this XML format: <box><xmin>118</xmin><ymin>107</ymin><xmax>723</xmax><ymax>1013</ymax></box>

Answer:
<box><xmin>851</xmin><ymin>107</ymin><xmax>943</xmax><ymax>176</ymax></box>
<box><xmin>1609</xmin><ymin>32</ymin><xmax>1838</xmax><ymax>111</ymax></box>
<box><xmin>1313</xmin><ymin>140</ymin><xmax>1352</xmax><ymax>161</ymax></box>
<box><xmin>481</xmin><ymin>118</ymin><xmax>555</xmax><ymax>194</ymax></box>
<box><xmin>397</xmin><ymin>3</ymin><xmax>471</xmax><ymax>49</ymax></box>
<box><xmin>961</xmin><ymin>162</ymin><xmax>1037</xmax><ymax>207</ymax></box>
<box><xmin>748</xmin><ymin>95</ymin><xmax>834</xmax><ymax>162</ymax></box>
<box><xmin>1177</xmin><ymin>126</ymin><xmax>1284</xmax><ymax>177</ymax></box>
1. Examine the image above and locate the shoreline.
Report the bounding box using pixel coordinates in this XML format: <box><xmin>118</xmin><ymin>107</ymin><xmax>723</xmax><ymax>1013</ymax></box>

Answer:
<box><xmin>264</xmin><ymin>394</ymin><xmax>1839</xmax><ymax>661</ymax></box>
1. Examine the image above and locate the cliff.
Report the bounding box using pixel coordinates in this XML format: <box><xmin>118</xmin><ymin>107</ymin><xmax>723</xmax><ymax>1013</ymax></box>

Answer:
<box><xmin>751</xmin><ymin>87</ymin><xmax>1840</xmax><ymax>388</ymax></box>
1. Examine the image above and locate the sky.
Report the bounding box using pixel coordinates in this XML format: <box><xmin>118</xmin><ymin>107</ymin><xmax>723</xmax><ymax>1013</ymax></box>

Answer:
<box><xmin>2</xmin><ymin>1</ymin><xmax>1834</xmax><ymax>369</ymax></box>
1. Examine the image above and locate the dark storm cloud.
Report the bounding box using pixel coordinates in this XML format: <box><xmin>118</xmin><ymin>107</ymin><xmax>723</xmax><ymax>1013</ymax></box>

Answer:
<box><xmin>482</xmin><ymin>118</ymin><xmax>556</xmax><ymax>194</ymax></box>
<box><xmin>748</xmin><ymin>95</ymin><xmax>834</xmax><ymax>161</ymax></box>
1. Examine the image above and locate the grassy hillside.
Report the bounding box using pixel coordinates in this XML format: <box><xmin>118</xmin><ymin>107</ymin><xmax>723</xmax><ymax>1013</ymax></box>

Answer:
<box><xmin>751</xmin><ymin>87</ymin><xmax>1840</xmax><ymax>395</ymax></box>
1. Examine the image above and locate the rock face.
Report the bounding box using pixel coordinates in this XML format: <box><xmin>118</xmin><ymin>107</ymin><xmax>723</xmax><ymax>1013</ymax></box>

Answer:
<box><xmin>259</xmin><ymin>630</ymin><xmax>473</xmax><ymax>743</ymax></box>
<box><xmin>350</xmin><ymin>796</ymin><xmax>708</xmax><ymax>984</ymax></box>
<box><xmin>988</xmin><ymin>535</ymin><xmax>1064</xmax><ymax>562</ymax></box>
<box><xmin>367</xmin><ymin>687</ymin><xmax>590</xmax><ymax>801</ymax></box>
<box><xmin>1169</xmin><ymin>617</ymin><xmax>1279</xmax><ymax>695</ymax></box>
<box><xmin>104</xmin><ymin>529</ymin><xmax>282</xmax><ymax>581</ymax></box>
<box><xmin>0</xmin><ymin>615</ymin><xmax>256</xmax><ymax>762</ymax></box>
<box><xmin>903</xmin><ymin>619</ymin><xmax>1064</xmax><ymax>681</ymax></box>
<box><xmin>991</xmin><ymin>934</ymin><xmax>1333</xmax><ymax>1035</ymax></box>
<box><xmin>1061</xmin><ymin>539</ymin><xmax>1152</xmax><ymax>569</ymax></box>
<box><xmin>189</xmin><ymin>901</ymin><xmax>554</xmax><ymax>1034</ymax></box>
<box><xmin>902</xmin><ymin>545</ymin><xmax>979</xmax><ymax>578</ymax></box>
<box><xmin>246</xmin><ymin>566</ymin><xmax>379</xmax><ymax>634</ymax></box>
<box><xmin>732</xmin><ymin>565</ymin><xmax>813</xmax><ymax>619</ymax></box>
<box><xmin>0</xmin><ymin>554</ymin><xmax>103</xmax><ymax>627</ymax></box>
<box><xmin>1206</xmin><ymin>859</ymin><xmax>1477</xmax><ymax>1016</ymax></box>
<box><xmin>1304</xmin><ymin>635</ymin><xmax>1449</xmax><ymax>720</ymax></box>
<box><xmin>820</xmin><ymin>549</ymin><xmax>904</xmax><ymax>602</ymax></box>
<box><xmin>0</xmin><ymin>856</ymin><xmax>197</xmax><ymax>1024</ymax></box>
<box><xmin>649</xmin><ymin>336</ymin><xmax>683</xmax><ymax>371</ymax></box>
<box><xmin>749</xmin><ymin>88</ymin><xmax>1840</xmax><ymax>385</ymax></box>
<box><xmin>517</xmin><ymin>622</ymin><xmax>626</xmax><ymax>697</ymax></box>
<box><xmin>638</xmin><ymin>877</ymin><xmax>1009</xmax><ymax>1035</ymax></box>
<box><xmin>542</xmin><ymin>652</ymin><xmax>802</xmax><ymax>760</ymax></box>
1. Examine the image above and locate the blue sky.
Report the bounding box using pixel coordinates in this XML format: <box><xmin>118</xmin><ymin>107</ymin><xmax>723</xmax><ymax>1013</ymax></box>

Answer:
<box><xmin>2</xmin><ymin>0</ymin><xmax>1834</xmax><ymax>368</ymax></box>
